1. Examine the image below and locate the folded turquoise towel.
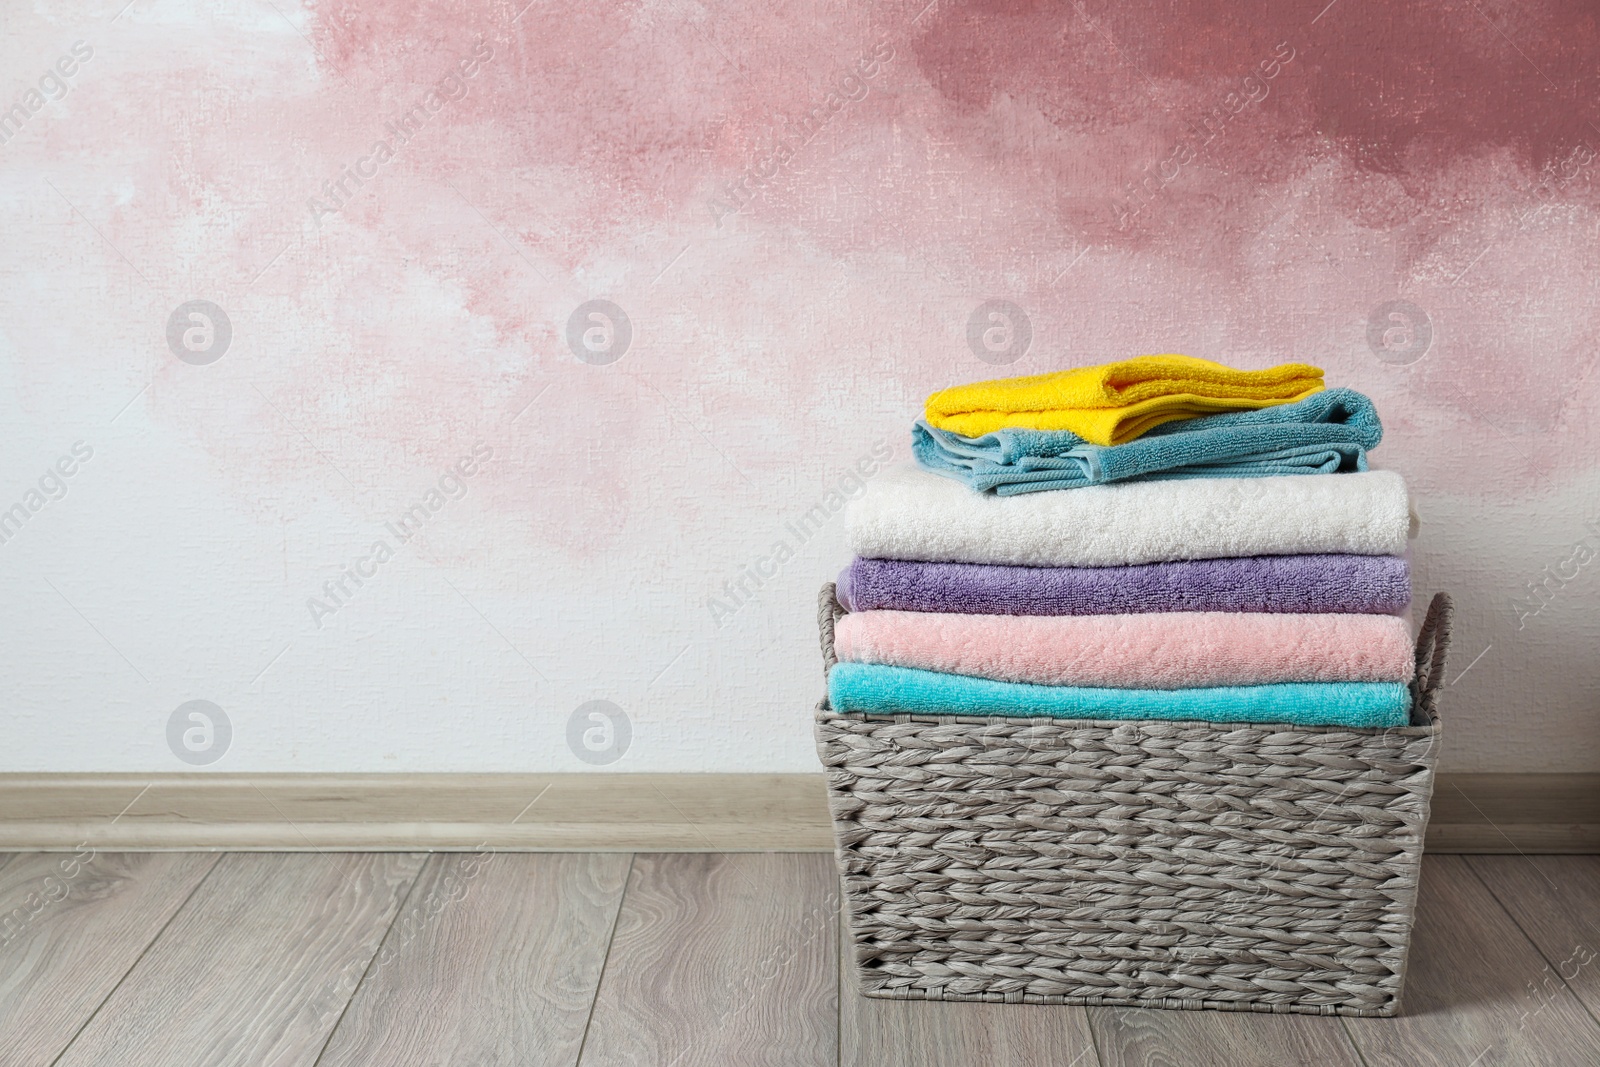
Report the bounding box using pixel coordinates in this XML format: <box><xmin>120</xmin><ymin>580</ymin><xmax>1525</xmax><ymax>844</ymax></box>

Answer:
<box><xmin>913</xmin><ymin>388</ymin><xmax>1382</xmax><ymax>495</ymax></box>
<box><xmin>827</xmin><ymin>662</ymin><xmax>1411</xmax><ymax>728</ymax></box>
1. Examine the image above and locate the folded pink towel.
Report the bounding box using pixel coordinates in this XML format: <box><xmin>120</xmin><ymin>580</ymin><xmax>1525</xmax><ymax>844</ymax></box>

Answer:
<box><xmin>833</xmin><ymin>609</ymin><xmax>1416</xmax><ymax>688</ymax></box>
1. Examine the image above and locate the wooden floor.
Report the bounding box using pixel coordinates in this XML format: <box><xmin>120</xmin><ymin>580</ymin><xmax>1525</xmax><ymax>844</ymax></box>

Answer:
<box><xmin>2</xmin><ymin>853</ymin><xmax>1598</xmax><ymax>1066</ymax></box>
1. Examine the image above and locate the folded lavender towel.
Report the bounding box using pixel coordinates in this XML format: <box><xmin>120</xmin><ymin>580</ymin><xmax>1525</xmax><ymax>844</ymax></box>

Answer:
<box><xmin>836</xmin><ymin>554</ymin><xmax>1411</xmax><ymax>616</ymax></box>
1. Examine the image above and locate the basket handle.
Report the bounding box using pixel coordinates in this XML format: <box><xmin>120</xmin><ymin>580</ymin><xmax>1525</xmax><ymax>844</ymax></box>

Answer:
<box><xmin>818</xmin><ymin>582</ymin><xmax>845</xmax><ymax>677</ymax></box>
<box><xmin>1412</xmin><ymin>591</ymin><xmax>1454</xmax><ymax>720</ymax></box>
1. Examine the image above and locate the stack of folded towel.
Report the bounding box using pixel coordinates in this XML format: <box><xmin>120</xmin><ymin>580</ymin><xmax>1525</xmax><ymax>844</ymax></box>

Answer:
<box><xmin>829</xmin><ymin>355</ymin><xmax>1418</xmax><ymax>728</ymax></box>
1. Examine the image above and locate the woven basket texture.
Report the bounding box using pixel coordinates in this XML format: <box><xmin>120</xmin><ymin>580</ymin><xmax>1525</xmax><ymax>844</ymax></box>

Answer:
<box><xmin>815</xmin><ymin>583</ymin><xmax>1452</xmax><ymax>1016</ymax></box>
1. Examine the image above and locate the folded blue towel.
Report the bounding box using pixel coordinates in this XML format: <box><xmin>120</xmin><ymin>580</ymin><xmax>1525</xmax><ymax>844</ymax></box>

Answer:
<box><xmin>913</xmin><ymin>387</ymin><xmax>1383</xmax><ymax>495</ymax></box>
<box><xmin>827</xmin><ymin>662</ymin><xmax>1411</xmax><ymax>728</ymax></box>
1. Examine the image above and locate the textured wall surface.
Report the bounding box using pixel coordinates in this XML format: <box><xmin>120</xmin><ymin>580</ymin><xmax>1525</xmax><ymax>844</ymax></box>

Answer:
<box><xmin>2</xmin><ymin>0</ymin><xmax>1596</xmax><ymax>772</ymax></box>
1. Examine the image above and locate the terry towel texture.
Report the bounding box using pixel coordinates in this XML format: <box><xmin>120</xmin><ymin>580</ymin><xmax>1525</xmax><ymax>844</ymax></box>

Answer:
<box><xmin>914</xmin><ymin>388</ymin><xmax>1381</xmax><ymax>494</ymax></box>
<box><xmin>833</xmin><ymin>609</ymin><xmax>1417</xmax><ymax>687</ymax></box>
<box><xmin>924</xmin><ymin>355</ymin><xmax>1324</xmax><ymax>444</ymax></box>
<box><xmin>836</xmin><ymin>554</ymin><xmax>1411</xmax><ymax>615</ymax></box>
<box><xmin>848</xmin><ymin>464</ymin><xmax>1411</xmax><ymax>567</ymax></box>
<box><xmin>826</xmin><ymin>662</ymin><xmax>1410</xmax><ymax>728</ymax></box>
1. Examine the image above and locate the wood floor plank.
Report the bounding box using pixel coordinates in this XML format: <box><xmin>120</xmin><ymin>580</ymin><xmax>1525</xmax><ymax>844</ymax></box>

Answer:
<box><xmin>1342</xmin><ymin>855</ymin><xmax>1600</xmax><ymax>1067</ymax></box>
<box><xmin>1087</xmin><ymin>1003</ymin><xmax>1362</xmax><ymax>1066</ymax></box>
<box><xmin>0</xmin><ymin>851</ymin><xmax>219</xmax><ymax>1065</ymax></box>
<box><xmin>838</xmin><ymin>900</ymin><xmax>1099</xmax><ymax>1067</ymax></box>
<box><xmin>52</xmin><ymin>852</ymin><xmax>424</xmax><ymax>1067</ymax></box>
<box><xmin>316</xmin><ymin>851</ymin><xmax>630</xmax><ymax>1067</ymax></box>
<box><xmin>1469</xmin><ymin>855</ymin><xmax>1600</xmax><ymax>1021</ymax></box>
<box><xmin>578</xmin><ymin>853</ymin><xmax>837</xmax><ymax>1067</ymax></box>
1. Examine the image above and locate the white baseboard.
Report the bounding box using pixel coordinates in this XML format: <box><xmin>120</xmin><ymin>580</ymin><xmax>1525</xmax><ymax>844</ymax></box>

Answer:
<box><xmin>0</xmin><ymin>774</ymin><xmax>833</xmax><ymax>852</ymax></box>
<box><xmin>0</xmin><ymin>773</ymin><xmax>1592</xmax><ymax>852</ymax></box>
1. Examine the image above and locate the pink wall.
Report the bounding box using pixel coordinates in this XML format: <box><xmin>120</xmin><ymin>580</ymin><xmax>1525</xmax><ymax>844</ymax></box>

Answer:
<box><xmin>2</xmin><ymin>0</ymin><xmax>1596</xmax><ymax>771</ymax></box>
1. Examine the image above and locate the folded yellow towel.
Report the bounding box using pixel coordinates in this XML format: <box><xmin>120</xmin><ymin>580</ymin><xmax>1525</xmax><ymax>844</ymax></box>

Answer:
<box><xmin>925</xmin><ymin>355</ymin><xmax>1325</xmax><ymax>444</ymax></box>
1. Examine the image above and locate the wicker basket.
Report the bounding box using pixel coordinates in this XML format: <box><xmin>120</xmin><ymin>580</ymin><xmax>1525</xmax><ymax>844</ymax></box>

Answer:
<box><xmin>815</xmin><ymin>583</ymin><xmax>1451</xmax><ymax>1016</ymax></box>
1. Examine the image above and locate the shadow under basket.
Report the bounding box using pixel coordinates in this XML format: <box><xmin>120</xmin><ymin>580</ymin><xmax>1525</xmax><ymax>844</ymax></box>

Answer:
<box><xmin>814</xmin><ymin>584</ymin><xmax>1452</xmax><ymax>1017</ymax></box>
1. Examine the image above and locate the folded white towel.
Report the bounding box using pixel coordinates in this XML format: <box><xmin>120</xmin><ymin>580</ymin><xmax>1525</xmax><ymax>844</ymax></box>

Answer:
<box><xmin>847</xmin><ymin>464</ymin><xmax>1411</xmax><ymax>567</ymax></box>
